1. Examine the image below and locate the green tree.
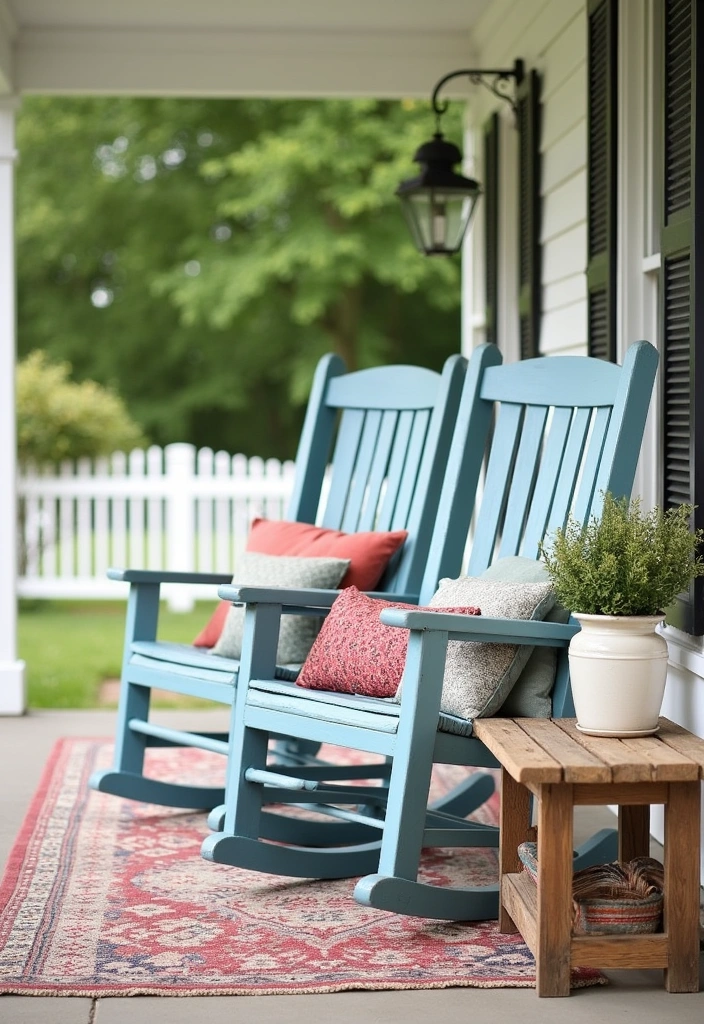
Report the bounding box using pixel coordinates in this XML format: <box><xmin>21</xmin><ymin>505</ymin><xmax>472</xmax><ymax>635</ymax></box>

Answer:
<box><xmin>16</xmin><ymin>351</ymin><xmax>144</xmax><ymax>464</ymax></box>
<box><xmin>16</xmin><ymin>97</ymin><xmax>463</xmax><ymax>459</ymax></box>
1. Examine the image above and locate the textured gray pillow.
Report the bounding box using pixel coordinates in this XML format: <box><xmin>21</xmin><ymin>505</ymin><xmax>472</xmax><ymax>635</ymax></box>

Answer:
<box><xmin>413</xmin><ymin>576</ymin><xmax>555</xmax><ymax>720</ymax></box>
<box><xmin>481</xmin><ymin>556</ymin><xmax>570</xmax><ymax>718</ymax></box>
<box><xmin>211</xmin><ymin>552</ymin><xmax>350</xmax><ymax>665</ymax></box>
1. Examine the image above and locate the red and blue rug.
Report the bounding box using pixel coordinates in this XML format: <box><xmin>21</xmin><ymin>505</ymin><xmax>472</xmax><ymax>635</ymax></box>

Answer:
<box><xmin>0</xmin><ymin>738</ymin><xmax>605</xmax><ymax>996</ymax></box>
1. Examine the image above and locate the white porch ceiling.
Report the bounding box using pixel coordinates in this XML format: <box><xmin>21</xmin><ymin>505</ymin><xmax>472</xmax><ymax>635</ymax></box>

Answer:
<box><xmin>0</xmin><ymin>0</ymin><xmax>493</xmax><ymax>99</ymax></box>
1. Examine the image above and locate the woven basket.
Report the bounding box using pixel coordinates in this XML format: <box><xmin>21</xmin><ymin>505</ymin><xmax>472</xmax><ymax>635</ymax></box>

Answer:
<box><xmin>517</xmin><ymin>842</ymin><xmax>664</xmax><ymax>935</ymax></box>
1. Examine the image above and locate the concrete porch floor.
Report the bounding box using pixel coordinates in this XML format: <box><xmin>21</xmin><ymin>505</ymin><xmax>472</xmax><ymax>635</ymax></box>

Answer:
<box><xmin>1</xmin><ymin>709</ymin><xmax>703</xmax><ymax>1024</ymax></box>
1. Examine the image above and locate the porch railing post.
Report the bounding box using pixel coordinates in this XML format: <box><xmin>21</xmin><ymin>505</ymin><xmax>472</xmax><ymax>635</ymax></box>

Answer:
<box><xmin>164</xmin><ymin>442</ymin><xmax>196</xmax><ymax>612</ymax></box>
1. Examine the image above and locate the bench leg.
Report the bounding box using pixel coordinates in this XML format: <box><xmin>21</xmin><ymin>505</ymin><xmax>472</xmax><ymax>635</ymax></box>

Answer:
<box><xmin>664</xmin><ymin>782</ymin><xmax>701</xmax><ymax>993</ymax></box>
<box><xmin>618</xmin><ymin>804</ymin><xmax>650</xmax><ymax>861</ymax></box>
<box><xmin>499</xmin><ymin>768</ymin><xmax>531</xmax><ymax>933</ymax></box>
<box><xmin>536</xmin><ymin>783</ymin><xmax>574</xmax><ymax>997</ymax></box>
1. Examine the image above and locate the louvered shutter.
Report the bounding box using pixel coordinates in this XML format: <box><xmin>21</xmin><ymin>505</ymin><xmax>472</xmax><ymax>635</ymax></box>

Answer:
<box><xmin>661</xmin><ymin>0</ymin><xmax>704</xmax><ymax>634</ymax></box>
<box><xmin>484</xmin><ymin>113</ymin><xmax>500</xmax><ymax>347</ymax></box>
<box><xmin>586</xmin><ymin>0</ymin><xmax>617</xmax><ymax>362</ymax></box>
<box><xmin>516</xmin><ymin>70</ymin><xmax>541</xmax><ymax>358</ymax></box>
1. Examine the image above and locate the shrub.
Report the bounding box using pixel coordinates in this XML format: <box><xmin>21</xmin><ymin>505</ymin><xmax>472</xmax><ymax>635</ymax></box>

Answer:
<box><xmin>540</xmin><ymin>492</ymin><xmax>704</xmax><ymax>616</ymax></box>
<box><xmin>17</xmin><ymin>351</ymin><xmax>145</xmax><ymax>464</ymax></box>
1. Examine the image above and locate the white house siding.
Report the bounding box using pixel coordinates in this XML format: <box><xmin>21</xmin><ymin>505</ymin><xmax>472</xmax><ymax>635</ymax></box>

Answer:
<box><xmin>463</xmin><ymin>0</ymin><xmax>588</xmax><ymax>359</ymax></box>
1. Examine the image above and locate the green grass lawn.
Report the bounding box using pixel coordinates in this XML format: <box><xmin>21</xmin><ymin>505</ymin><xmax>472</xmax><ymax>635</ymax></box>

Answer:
<box><xmin>19</xmin><ymin>599</ymin><xmax>218</xmax><ymax>708</ymax></box>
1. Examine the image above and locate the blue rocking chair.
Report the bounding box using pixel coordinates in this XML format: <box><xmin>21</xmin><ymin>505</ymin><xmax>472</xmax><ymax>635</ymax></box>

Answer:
<box><xmin>89</xmin><ymin>352</ymin><xmax>473</xmax><ymax>821</ymax></box>
<box><xmin>202</xmin><ymin>340</ymin><xmax>659</xmax><ymax>921</ymax></box>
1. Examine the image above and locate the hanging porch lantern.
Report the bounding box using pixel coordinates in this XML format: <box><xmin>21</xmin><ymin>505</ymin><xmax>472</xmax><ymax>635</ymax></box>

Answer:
<box><xmin>398</xmin><ymin>59</ymin><xmax>524</xmax><ymax>256</ymax></box>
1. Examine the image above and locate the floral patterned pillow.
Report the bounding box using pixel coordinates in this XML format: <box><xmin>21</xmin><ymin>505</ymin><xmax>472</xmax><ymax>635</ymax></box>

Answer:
<box><xmin>295</xmin><ymin>586</ymin><xmax>481</xmax><ymax>698</ymax></box>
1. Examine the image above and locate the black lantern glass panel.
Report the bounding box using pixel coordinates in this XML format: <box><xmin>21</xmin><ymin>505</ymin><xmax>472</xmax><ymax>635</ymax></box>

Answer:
<box><xmin>400</xmin><ymin>188</ymin><xmax>480</xmax><ymax>256</ymax></box>
<box><xmin>397</xmin><ymin>133</ymin><xmax>481</xmax><ymax>256</ymax></box>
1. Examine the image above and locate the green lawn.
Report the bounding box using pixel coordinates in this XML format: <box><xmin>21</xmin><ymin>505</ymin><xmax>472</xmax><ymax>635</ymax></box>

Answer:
<box><xmin>19</xmin><ymin>600</ymin><xmax>218</xmax><ymax>708</ymax></box>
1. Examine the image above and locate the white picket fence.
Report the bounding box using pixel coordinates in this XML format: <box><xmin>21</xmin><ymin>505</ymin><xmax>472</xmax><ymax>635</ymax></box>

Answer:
<box><xmin>17</xmin><ymin>443</ymin><xmax>296</xmax><ymax>611</ymax></box>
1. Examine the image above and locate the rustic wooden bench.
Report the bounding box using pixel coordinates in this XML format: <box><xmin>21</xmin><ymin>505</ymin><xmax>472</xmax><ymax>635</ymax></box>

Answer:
<box><xmin>473</xmin><ymin>716</ymin><xmax>704</xmax><ymax>997</ymax></box>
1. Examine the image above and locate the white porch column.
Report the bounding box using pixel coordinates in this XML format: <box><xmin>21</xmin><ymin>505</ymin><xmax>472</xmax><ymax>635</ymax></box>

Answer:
<box><xmin>0</xmin><ymin>100</ymin><xmax>26</xmax><ymax>714</ymax></box>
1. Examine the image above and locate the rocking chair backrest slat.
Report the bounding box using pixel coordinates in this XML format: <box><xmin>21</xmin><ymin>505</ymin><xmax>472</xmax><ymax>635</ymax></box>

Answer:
<box><xmin>498</xmin><ymin>404</ymin><xmax>550</xmax><ymax>558</ymax></box>
<box><xmin>519</xmin><ymin>405</ymin><xmax>574</xmax><ymax>556</ymax></box>
<box><xmin>338</xmin><ymin>410</ymin><xmax>384</xmax><ymax>533</ymax></box>
<box><xmin>289</xmin><ymin>355</ymin><xmax>469</xmax><ymax>596</ymax></box>
<box><xmin>357</xmin><ymin>411</ymin><xmax>399</xmax><ymax>532</ymax></box>
<box><xmin>319</xmin><ymin>408</ymin><xmax>367</xmax><ymax>529</ymax></box>
<box><xmin>383</xmin><ymin>410</ymin><xmax>432</xmax><ymax>531</ymax></box>
<box><xmin>541</xmin><ymin>406</ymin><xmax>592</xmax><ymax>542</ymax></box>
<box><xmin>571</xmin><ymin>405</ymin><xmax>612</xmax><ymax>527</ymax></box>
<box><xmin>465</xmin><ymin>402</ymin><xmax>524</xmax><ymax>572</ymax></box>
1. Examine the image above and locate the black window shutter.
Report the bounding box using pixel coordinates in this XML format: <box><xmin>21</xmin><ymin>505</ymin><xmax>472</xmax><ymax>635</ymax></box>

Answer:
<box><xmin>484</xmin><ymin>113</ymin><xmax>500</xmax><ymax>347</ymax></box>
<box><xmin>516</xmin><ymin>70</ymin><xmax>541</xmax><ymax>359</ymax></box>
<box><xmin>586</xmin><ymin>0</ymin><xmax>617</xmax><ymax>362</ymax></box>
<box><xmin>661</xmin><ymin>0</ymin><xmax>704</xmax><ymax>634</ymax></box>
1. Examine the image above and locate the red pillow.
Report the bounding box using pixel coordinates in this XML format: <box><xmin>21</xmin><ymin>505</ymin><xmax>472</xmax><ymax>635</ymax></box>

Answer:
<box><xmin>295</xmin><ymin>586</ymin><xmax>481</xmax><ymax>698</ymax></box>
<box><xmin>192</xmin><ymin>520</ymin><xmax>408</xmax><ymax>648</ymax></box>
<box><xmin>246</xmin><ymin>519</ymin><xmax>407</xmax><ymax>589</ymax></box>
<box><xmin>192</xmin><ymin>599</ymin><xmax>231</xmax><ymax>649</ymax></box>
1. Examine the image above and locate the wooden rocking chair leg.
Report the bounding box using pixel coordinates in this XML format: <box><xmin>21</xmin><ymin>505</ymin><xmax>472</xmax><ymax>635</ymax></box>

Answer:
<box><xmin>91</xmin><ymin>675</ymin><xmax>226</xmax><ymax>808</ymax></box>
<box><xmin>351</xmin><ymin>631</ymin><xmax>502</xmax><ymax>921</ymax></box>
<box><xmin>91</xmin><ymin>768</ymin><xmax>225</xmax><ymax>809</ymax></box>
<box><xmin>202</xmin><ymin>713</ymin><xmax>384</xmax><ymax>875</ymax></box>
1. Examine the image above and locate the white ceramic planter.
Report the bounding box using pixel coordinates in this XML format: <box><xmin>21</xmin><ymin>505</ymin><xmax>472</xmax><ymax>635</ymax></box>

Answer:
<box><xmin>568</xmin><ymin>613</ymin><xmax>669</xmax><ymax>737</ymax></box>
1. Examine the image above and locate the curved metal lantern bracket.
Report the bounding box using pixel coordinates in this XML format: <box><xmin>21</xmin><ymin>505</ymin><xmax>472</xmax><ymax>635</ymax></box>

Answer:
<box><xmin>431</xmin><ymin>59</ymin><xmax>524</xmax><ymax>129</ymax></box>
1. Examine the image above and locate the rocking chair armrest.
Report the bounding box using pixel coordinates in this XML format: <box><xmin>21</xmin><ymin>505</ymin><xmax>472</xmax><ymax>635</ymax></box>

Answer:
<box><xmin>378</xmin><ymin>608</ymin><xmax>579</xmax><ymax>647</ymax></box>
<box><xmin>108</xmin><ymin>568</ymin><xmax>233</xmax><ymax>585</ymax></box>
<box><xmin>217</xmin><ymin>584</ymin><xmax>420</xmax><ymax>612</ymax></box>
<box><xmin>218</xmin><ymin>584</ymin><xmax>341</xmax><ymax>611</ymax></box>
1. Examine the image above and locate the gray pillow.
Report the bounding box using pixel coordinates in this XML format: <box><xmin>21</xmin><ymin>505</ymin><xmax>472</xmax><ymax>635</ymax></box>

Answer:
<box><xmin>404</xmin><ymin>575</ymin><xmax>555</xmax><ymax>721</ymax></box>
<box><xmin>211</xmin><ymin>552</ymin><xmax>350</xmax><ymax>665</ymax></box>
<box><xmin>481</xmin><ymin>556</ymin><xmax>570</xmax><ymax>718</ymax></box>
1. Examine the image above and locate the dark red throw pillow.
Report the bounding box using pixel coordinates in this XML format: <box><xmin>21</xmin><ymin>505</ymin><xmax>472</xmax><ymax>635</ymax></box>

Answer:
<box><xmin>192</xmin><ymin>519</ymin><xmax>408</xmax><ymax>648</ymax></box>
<box><xmin>295</xmin><ymin>586</ymin><xmax>481</xmax><ymax>698</ymax></box>
<box><xmin>192</xmin><ymin>599</ymin><xmax>231</xmax><ymax>649</ymax></box>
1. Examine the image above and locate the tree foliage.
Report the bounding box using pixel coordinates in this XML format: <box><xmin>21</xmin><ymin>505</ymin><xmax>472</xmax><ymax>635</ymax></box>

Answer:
<box><xmin>16</xmin><ymin>351</ymin><xmax>144</xmax><ymax>465</ymax></box>
<box><xmin>16</xmin><ymin>97</ymin><xmax>464</xmax><ymax>459</ymax></box>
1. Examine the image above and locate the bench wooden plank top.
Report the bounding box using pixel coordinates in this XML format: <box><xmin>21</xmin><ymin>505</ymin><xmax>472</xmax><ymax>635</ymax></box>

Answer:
<box><xmin>473</xmin><ymin>717</ymin><xmax>704</xmax><ymax>785</ymax></box>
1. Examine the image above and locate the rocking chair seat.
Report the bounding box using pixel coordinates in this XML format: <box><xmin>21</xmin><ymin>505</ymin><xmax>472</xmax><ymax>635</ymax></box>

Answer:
<box><xmin>246</xmin><ymin>677</ymin><xmax>477</xmax><ymax>737</ymax></box>
<box><xmin>129</xmin><ymin>641</ymin><xmax>301</xmax><ymax>687</ymax></box>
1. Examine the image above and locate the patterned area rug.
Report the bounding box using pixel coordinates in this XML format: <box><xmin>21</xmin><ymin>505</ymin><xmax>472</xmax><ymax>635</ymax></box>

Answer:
<box><xmin>0</xmin><ymin>738</ymin><xmax>605</xmax><ymax>996</ymax></box>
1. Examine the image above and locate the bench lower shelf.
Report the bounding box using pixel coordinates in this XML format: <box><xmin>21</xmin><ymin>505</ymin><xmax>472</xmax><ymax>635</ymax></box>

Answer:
<box><xmin>502</xmin><ymin>872</ymin><xmax>670</xmax><ymax>970</ymax></box>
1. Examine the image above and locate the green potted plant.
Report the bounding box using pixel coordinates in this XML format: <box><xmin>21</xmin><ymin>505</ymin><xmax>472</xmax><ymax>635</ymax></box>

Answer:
<box><xmin>541</xmin><ymin>493</ymin><xmax>704</xmax><ymax>737</ymax></box>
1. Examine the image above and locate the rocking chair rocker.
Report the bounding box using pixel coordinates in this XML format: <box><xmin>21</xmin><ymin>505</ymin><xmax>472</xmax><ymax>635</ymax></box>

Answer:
<box><xmin>89</xmin><ymin>352</ymin><xmax>474</xmax><ymax>829</ymax></box>
<box><xmin>202</xmin><ymin>340</ymin><xmax>659</xmax><ymax>921</ymax></box>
